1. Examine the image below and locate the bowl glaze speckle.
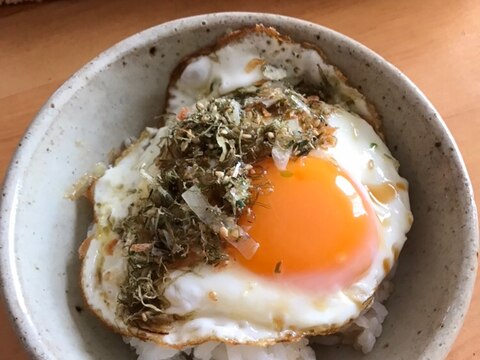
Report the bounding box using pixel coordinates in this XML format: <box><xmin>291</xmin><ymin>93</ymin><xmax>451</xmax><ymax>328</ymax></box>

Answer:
<box><xmin>0</xmin><ymin>13</ymin><xmax>477</xmax><ymax>360</ymax></box>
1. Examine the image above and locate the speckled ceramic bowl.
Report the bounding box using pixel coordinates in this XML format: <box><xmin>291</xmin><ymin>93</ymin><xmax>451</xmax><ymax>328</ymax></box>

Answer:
<box><xmin>0</xmin><ymin>12</ymin><xmax>478</xmax><ymax>360</ymax></box>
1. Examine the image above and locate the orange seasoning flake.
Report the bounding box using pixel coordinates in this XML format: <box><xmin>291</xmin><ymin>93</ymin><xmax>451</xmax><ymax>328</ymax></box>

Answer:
<box><xmin>78</xmin><ymin>235</ymin><xmax>94</xmax><ymax>260</ymax></box>
<box><xmin>176</xmin><ymin>107</ymin><xmax>190</xmax><ymax>121</ymax></box>
<box><xmin>104</xmin><ymin>238</ymin><xmax>119</xmax><ymax>256</ymax></box>
<box><xmin>244</xmin><ymin>58</ymin><xmax>265</xmax><ymax>73</ymax></box>
<box><xmin>130</xmin><ymin>243</ymin><xmax>153</xmax><ymax>253</ymax></box>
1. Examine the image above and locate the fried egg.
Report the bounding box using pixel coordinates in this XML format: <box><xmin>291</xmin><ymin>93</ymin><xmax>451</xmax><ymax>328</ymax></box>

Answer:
<box><xmin>80</xmin><ymin>25</ymin><xmax>412</xmax><ymax>351</ymax></box>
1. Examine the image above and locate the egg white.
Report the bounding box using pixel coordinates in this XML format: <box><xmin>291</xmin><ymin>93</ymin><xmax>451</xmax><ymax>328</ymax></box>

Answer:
<box><xmin>80</xmin><ymin>25</ymin><xmax>412</xmax><ymax>349</ymax></box>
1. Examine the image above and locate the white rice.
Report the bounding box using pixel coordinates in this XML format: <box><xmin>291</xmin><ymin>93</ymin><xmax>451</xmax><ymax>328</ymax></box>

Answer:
<box><xmin>125</xmin><ymin>280</ymin><xmax>393</xmax><ymax>360</ymax></box>
<box><xmin>127</xmin><ymin>337</ymin><xmax>315</xmax><ymax>360</ymax></box>
<box><xmin>310</xmin><ymin>280</ymin><xmax>392</xmax><ymax>354</ymax></box>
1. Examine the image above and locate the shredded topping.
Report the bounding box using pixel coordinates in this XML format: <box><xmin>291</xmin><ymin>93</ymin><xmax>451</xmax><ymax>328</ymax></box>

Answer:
<box><xmin>115</xmin><ymin>81</ymin><xmax>335</xmax><ymax>328</ymax></box>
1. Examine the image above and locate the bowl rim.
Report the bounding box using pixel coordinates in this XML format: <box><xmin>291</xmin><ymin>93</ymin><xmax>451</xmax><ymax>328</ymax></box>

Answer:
<box><xmin>0</xmin><ymin>11</ymin><xmax>478</xmax><ymax>360</ymax></box>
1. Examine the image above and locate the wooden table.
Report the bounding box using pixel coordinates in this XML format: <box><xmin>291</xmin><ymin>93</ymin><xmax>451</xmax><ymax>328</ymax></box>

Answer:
<box><xmin>0</xmin><ymin>0</ymin><xmax>478</xmax><ymax>359</ymax></box>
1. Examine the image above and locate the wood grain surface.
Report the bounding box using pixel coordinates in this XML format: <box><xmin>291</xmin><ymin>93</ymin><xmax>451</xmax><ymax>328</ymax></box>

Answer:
<box><xmin>0</xmin><ymin>0</ymin><xmax>478</xmax><ymax>359</ymax></box>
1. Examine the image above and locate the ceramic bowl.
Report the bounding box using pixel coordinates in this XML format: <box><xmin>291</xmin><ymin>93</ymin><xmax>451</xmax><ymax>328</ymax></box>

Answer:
<box><xmin>0</xmin><ymin>12</ymin><xmax>477</xmax><ymax>360</ymax></box>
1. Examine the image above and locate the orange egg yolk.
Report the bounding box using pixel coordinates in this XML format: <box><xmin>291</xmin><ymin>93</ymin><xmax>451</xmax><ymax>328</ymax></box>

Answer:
<box><xmin>237</xmin><ymin>156</ymin><xmax>379</xmax><ymax>292</ymax></box>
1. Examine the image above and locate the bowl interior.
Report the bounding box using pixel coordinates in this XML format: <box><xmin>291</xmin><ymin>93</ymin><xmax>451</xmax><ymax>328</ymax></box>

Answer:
<box><xmin>1</xmin><ymin>13</ymin><xmax>477</xmax><ymax>360</ymax></box>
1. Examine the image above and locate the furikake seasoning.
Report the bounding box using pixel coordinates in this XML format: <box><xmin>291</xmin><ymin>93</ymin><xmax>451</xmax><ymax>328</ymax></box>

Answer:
<box><xmin>116</xmin><ymin>81</ymin><xmax>335</xmax><ymax>329</ymax></box>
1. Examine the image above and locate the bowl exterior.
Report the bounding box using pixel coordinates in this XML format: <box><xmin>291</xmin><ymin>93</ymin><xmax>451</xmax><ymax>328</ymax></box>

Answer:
<box><xmin>0</xmin><ymin>12</ymin><xmax>477</xmax><ymax>360</ymax></box>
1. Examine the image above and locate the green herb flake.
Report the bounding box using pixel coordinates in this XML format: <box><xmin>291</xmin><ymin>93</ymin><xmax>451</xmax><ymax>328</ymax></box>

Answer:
<box><xmin>114</xmin><ymin>81</ymin><xmax>334</xmax><ymax>329</ymax></box>
<box><xmin>280</xmin><ymin>170</ymin><xmax>293</xmax><ymax>178</ymax></box>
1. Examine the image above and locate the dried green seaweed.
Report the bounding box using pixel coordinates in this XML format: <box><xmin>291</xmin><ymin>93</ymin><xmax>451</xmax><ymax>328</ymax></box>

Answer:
<box><xmin>115</xmin><ymin>81</ymin><xmax>334</xmax><ymax>329</ymax></box>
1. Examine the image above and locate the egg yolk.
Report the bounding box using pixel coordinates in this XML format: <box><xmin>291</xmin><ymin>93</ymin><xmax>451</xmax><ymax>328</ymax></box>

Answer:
<box><xmin>237</xmin><ymin>156</ymin><xmax>379</xmax><ymax>292</ymax></box>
